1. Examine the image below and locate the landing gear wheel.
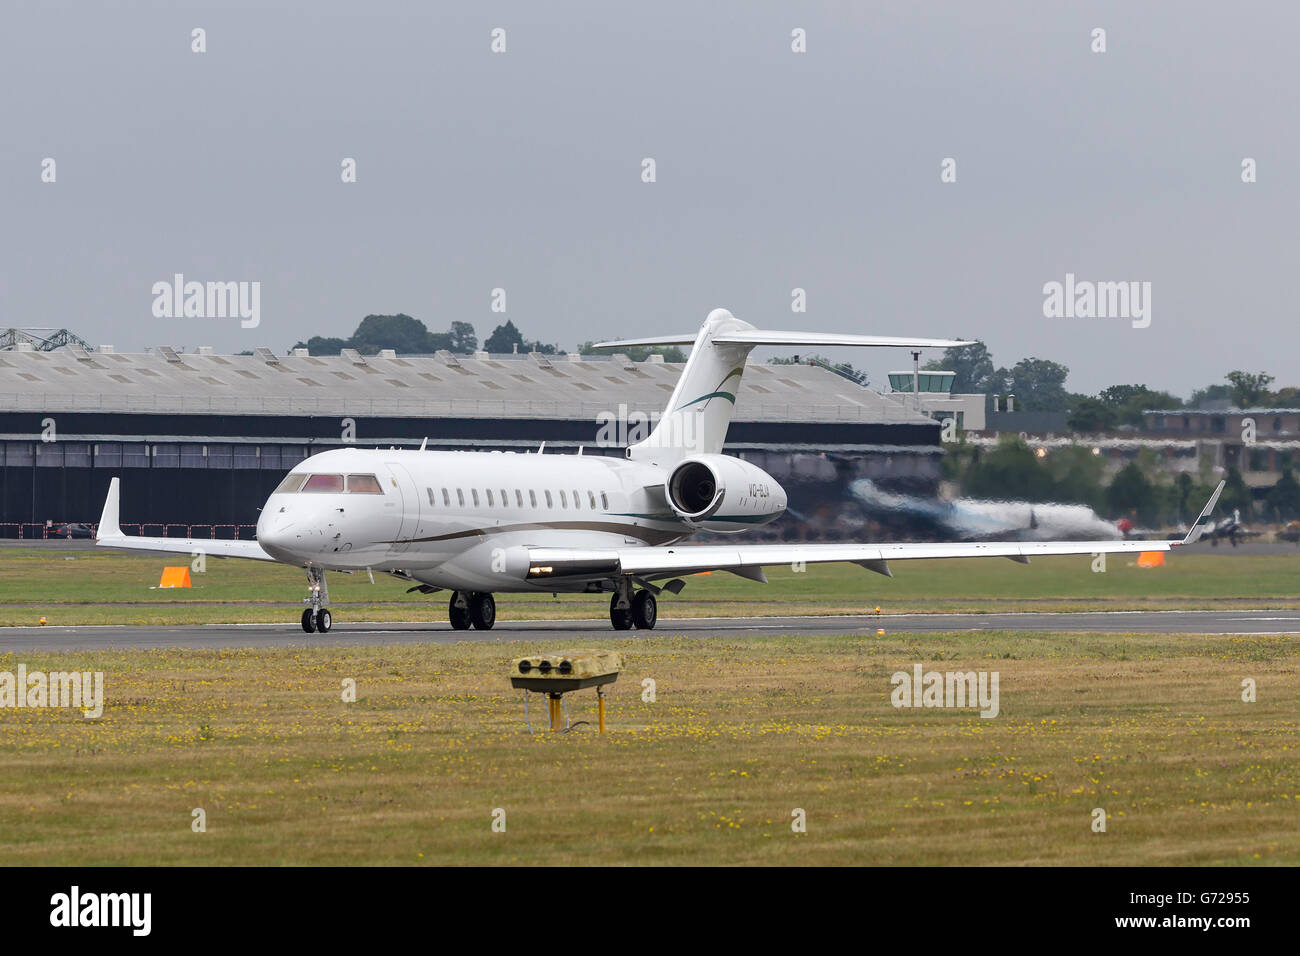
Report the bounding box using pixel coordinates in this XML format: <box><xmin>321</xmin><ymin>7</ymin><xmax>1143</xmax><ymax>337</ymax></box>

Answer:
<box><xmin>315</xmin><ymin>608</ymin><xmax>332</xmax><ymax>633</ymax></box>
<box><xmin>609</xmin><ymin>594</ymin><xmax>633</xmax><ymax>631</ymax></box>
<box><xmin>631</xmin><ymin>590</ymin><xmax>657</xmax><ymax>630</ymax></box>
<box><xmin>469</xmin><ymin>592</ymin><xmax>496</xmax><ymax>630</ymax></box>
<box><xmin>448</xmin><ymin>593</ymin><xmax>472</xmax><ymax>630</ymax></box>
<box><xmin>301</xmin><ymin>609</ymin><xmax>316</xmax><ymax>633</ymax></box>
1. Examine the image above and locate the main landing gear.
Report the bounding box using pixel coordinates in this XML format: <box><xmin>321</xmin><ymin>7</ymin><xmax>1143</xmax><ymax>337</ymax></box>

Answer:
<box><xmin>300</xmin><ymin>567</ymin><xmax>332</xmax><ymax>633</ymax></box>
<box><xmin>449</xmin><ymin>591</ymin><xmax>496</xmax><ymax>630</ymax></box>
<box><xmin>609</xmin><ymin>582</ymin><xmax>656</xmax><ymax>630</ymax></box>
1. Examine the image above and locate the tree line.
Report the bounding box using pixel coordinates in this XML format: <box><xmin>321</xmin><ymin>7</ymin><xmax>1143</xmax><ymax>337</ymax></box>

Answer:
<box><xmin>292</xmin><ymin>315</ymin><xmax>691</xmax><ymax>360</ymax></box>
<box><xmin>922</xmin><ymin>342</ymin><xmax>1290</xmax><ymax>426</ymax></box>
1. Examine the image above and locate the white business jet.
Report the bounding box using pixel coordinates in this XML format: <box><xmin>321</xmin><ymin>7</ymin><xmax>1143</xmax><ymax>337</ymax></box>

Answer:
<box><xmin>95</xmin><ymin>309</ymin><xmax>1222</xmax><ymax>633</ymax></box>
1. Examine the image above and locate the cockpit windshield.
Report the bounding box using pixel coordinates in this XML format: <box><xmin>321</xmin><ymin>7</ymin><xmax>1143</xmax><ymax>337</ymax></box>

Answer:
<box><xmin>274</xmin><ymin>473</ymin><xmax>384</xmax><ymax>495</ymax></box>
<box><xmin>302</xmin><ymin>474</ymin><xmax>344</xmax><ymax>493</ymax></box>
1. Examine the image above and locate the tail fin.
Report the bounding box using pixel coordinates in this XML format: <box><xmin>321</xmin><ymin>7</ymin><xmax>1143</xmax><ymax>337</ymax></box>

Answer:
<box><xmin>593</xmin><ymin>308</ymin><xmax>972</xmax><ymax>466</ymax></box>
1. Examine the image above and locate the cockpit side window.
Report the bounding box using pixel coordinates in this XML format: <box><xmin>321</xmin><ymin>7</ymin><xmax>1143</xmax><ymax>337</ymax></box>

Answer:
<box><xmin>346</xmin><ymin>474</ymin><xmax>384</xmax><ymax>494</ymax></box>
<box><xmin>302</xmin><ymin>473</ymin><xmax>344</xmax><ymax>493</ymax></box>
<box><xmin>275</xmin><ymin>473</ymin><xmax>307</xmax><ymax>494</ymax></box>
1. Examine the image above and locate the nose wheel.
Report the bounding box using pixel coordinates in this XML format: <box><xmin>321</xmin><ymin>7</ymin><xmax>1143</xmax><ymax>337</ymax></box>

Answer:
<box><xmin>301</xmin><ymin>608</ymin><xmax>332</xmax><ymax>633</ymax></box>
<box><xmin>300</xmin><ymin>567</ymin><xmax>332</xmax><ymax>632</ymax></box>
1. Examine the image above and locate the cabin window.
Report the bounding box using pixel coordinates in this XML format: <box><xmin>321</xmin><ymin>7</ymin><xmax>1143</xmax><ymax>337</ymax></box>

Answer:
<box><xmin>457</xmin><ymin>489</ymin><xmax>465</xmax><ymax>507</ymax></box>
<box><xmin>573</xmin><ymin>489</ymin><xmax>581</xmax><ymax>509</ymax></box>
<box><xmin>544</xmin><ymin>490</ymin><xmax>553</xmax><ymax>508</ymax></box>
<box><xmin>346</xmin><ymin>474</ymin><xmax>384</xmax><ymax>494</ymax></box>
<box><xmin>486</xmin><ymin>489</ymin><xmax>494</xmax><ymax>506</ymax></box>
<box><xmin>442</xmin><ymin>488</ymin><xmax>450</xmax><ymax>506</ymax></box>
<box><xmin>559</xmin><ymin>490</ymin><xmax>567</xmax><ymax>508</ymax></box>
<box><xmin>501</xmin><ymin>489</ymin><xmax>508</xmax><ymax>507</ymax></box>
<box><xmin>472</xmin><ymin>489</ymin><xmax>480</xmax><ymax>507</ymax></box>
<box><xmin>515</xmin><ymin>490</ymin><xmax>523</xmax><ymax>507</ymax></box>
<box><xmin>302</xmin><ymin>473</ymin><xmax>344</xmax><ymax>493</ymax></box>
<box><xmin>275</xmin><ymin>473</ymin><xmax>307</xmax><ymax>494</ymax></box>
<box><xmin>600</xmin><ymin>492</ymin><xmax>609</xmax><ymax>510</ymax></box>
<box><xmin>426</xmin><ymin>487</ymin><xmax>435</xmax><ymax>506</ymax></box>
<box><xmin>529</xmin><ymin>490</ymin><xmax>538</xmax><ymax>508</ymax></box>
<box><xmin>588</xmin><ymin>491</ymin><xmax>597</xmax><ymax>509</ymax></box>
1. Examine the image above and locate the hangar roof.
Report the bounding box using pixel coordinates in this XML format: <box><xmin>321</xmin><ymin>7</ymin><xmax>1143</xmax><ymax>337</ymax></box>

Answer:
<box><xmin>0</xmin><ymin>347</ymin><xmax>931</xmax><ymax>425</ymax></box>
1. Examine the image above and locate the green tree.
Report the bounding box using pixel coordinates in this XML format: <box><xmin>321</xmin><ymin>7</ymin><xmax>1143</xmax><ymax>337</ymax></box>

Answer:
<box><xmin>1175</xmin><ymin>472</ymin><xmax>1195</xmax><ymax>522</ymax></box>
<box><xmin>1044</xmin><ymin>444</ymin><xmax>1105</xmax><ymax>509</ymax></box>
<box><xmin>447</xmin><ymin>321</ymin><xmax>478</xmax><ymax>354</ymax></box>
<box><xmin>1066</xmin><ymin>396</ymin><xmax>1117</xmax><ymax>433</ymax></box>
<box><xmin>349</xmin><ymin>314</ymin><xmax>437</xmax><ymax>354</ymax></box>
<box><xmin>1106</xmin><ymin>462</ymin><xmax>1157</xmax><ymax>524</ymax></box>
<box><xmin>1220</xmin><ymin>465</ymin><xmax>1252</xmax><ymax>515</ymax></box>
<box><xmin>921</xmin><ymin>341</ymin><xmax>999</xmax><ymax>394</ymax></box>
<box><xmin>1267</xmin><ymin>468</ymin><xmax>1300</xmax><ymax>521</ymax></box>
<box><xmin>962</xmin><ymin>436</ymin><xmax>1056</xmax><ymax>502</ymax></box>
<box><xmin>484</xmin><ymin>320</ymin><xmax>525</xmax><ymax>354</ymax></box>
<box><xmin>1008</xmin><ymin>358</ymin><xmax>1070</xmax><ymax>411</ymax></box>
<box><xmin>1225</xmin><ymin>370</ymin><xmax>1274</xmax><ymax>408</ymax></box>
<box><xmin>296</xmin><ymin>335</ymin><xmax>348</xmax><ymax>356</ymax></box>
<box><xmin>1095</xmin><ymin>384</ymin><xmax>1182</xmax><ymax>427</ymax></box>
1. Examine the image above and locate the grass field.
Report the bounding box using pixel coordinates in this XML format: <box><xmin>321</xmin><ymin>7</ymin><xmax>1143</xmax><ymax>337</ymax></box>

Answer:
<box><xmin>0</xmin><ymin>631</ymin><xmax>1296</xmax><ymax>865</ymax></box>
<box><xmin>0</xmin><ymin>547</ymin><xmax>1297</xmax><ymax>626</ymax></box>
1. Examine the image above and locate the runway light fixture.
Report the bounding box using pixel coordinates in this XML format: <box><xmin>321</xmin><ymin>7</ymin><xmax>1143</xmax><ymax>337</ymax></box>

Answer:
<box><xmin>510</xmin><ymin>649</ymin><xmax>624</xmax><ymax>733</ymax></box>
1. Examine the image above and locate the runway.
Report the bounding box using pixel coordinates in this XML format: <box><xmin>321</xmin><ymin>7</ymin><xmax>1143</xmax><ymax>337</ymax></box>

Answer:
<box><xmin>1</xmin><ymin>609</ymin><xmax>1299</xmax><ymax>652</ymax></box>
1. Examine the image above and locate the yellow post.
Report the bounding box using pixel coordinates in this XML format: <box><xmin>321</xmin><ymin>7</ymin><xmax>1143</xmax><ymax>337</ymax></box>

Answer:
<box><xmin>598</xmin><ymin>687</ymin><xmax>606</xmax><ymax>734</ymax></box>
<box><xmin>549</xmin><ymin>695</ymin><xmax>561</xmax><ymax>732</ymax></box>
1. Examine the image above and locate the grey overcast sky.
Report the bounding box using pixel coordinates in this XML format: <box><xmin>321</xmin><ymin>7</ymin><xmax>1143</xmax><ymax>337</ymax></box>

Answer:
<box><xmin>2</xmin><ymin>0</ymin><xmax>1295</xmax><ymax>397</ymax></box>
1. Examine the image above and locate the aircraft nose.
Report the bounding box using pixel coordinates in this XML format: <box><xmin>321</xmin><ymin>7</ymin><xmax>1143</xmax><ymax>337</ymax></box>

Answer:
<box><xmin>256</xmin><ymin>510</ymin><xmax>302</xmax><ymax>560</ymax></box>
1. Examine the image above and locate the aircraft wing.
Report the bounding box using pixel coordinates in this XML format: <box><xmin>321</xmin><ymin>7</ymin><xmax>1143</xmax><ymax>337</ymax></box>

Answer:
<box><xmin>525</xmin><ymin>537</ymin><xmax>1176</xmax><ymax>583</ymax></box>
<box><xmin>526</xmin><ymin>481</ymin><xmax>1226</xmax><ymax>583</ymax></box>
<box><xmin>94</xmin><ymin>477</ymin><xmax>276</xmax><ymax>562</ymax></box>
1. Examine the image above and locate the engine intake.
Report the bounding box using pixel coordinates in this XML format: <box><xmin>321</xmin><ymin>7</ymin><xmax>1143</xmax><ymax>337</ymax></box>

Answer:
<box><xmin>668</xmin><ymin>459</ymin><xmax>722</xmax><ymax>519</ymax></box>
<box><xmin>663</xmin><ymin>455</ymin><xmax>787</xmax><ymax>533</ymax></box>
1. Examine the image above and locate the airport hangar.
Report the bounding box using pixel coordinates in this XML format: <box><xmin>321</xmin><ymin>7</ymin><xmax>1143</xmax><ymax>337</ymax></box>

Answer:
<box><xmin>0</xmin><ymin>343</ymin><xmax>942</xmax><ymax>539</ymax></box>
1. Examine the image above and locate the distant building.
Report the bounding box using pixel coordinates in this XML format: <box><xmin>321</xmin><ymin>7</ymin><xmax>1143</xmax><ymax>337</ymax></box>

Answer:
<box><xmin>0</xmin><ymin>346</ymin><xmax>944</xmax><ymax>533</ymax></box>
<box><xmin>885</xmin><ymin>369</ymin><xmax>987</xmax><ymax>431</ymax></box>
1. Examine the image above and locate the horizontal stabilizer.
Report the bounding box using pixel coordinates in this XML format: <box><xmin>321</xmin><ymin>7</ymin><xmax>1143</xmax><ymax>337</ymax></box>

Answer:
<box><xmin>592</xmin><ymin>330</ymin><xmax>974</xmax><ymax>351</ymax></box>
<box><xmin>713</xmin><ymin>330</ymin><xmax>974</xmax><ymax>349</ymax></box>
<box><xmin>591</xmin><ymin>333</ymin><xmax>700</xmax><ymax>348</ymax></box>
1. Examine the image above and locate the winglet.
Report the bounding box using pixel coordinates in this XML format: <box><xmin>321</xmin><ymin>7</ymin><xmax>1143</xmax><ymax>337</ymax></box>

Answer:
<box><xmin>1179</xmin><ymin>479</ymin><xmax>1226</xmax><ymax>546</ymax></box>
<box><xmin>97</xmin><ymin>477</ymin><xmax>122</xmax><ymax>539</ymax></box>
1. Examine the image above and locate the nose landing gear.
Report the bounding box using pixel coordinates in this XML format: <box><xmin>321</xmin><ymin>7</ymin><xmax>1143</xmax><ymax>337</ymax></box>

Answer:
<box><xmin>300</xmin><ymin>567</ymin><xmax>332</xmax><ymax>633</ymax></box>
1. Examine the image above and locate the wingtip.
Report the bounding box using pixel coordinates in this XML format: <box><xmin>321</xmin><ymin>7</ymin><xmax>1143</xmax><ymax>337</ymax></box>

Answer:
<box><xmin>96</xmin><ymin>476</ymin><xmax>122</xmax><ymax>539</ymax></box>
<box><xmin>1177</xmin><ymin>478</ymin><xmax>1226</xmax><ymax>546</ymax></box>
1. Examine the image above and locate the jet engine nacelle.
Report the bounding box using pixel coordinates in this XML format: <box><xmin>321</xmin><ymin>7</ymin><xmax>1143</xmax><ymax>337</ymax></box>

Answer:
<box><xmin>664</xmin><ymin>454</ymin><xmax>787</xmax><ymax>533</ymax></box>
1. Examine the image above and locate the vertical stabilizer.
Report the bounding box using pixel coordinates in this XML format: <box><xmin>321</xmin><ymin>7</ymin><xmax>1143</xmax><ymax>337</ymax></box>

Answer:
<box><xmin>628</xmin><ymin>308</ymin><xmax>755</xmax><ymax>465</ymax></box>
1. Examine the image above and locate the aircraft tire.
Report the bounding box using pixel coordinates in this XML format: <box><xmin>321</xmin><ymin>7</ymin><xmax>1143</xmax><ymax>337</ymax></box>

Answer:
<box><xmin>609</xmin><ymin>594</ymin><xmax>633</xmax><ymax>630</ymax></box>
<box><xmin>469</xmin><ymin>592</ymin><xmax>496</xmax><ymax>630</ymax></box>
<box><xmin>448</xmin><ymin>593</ymin><xmax>472</xmax><ymax>630</ymax></box>
<box><xmin>631</xmin><ymin>590</ymin><xmax>657</xmax><ymax>630</ymax></box>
